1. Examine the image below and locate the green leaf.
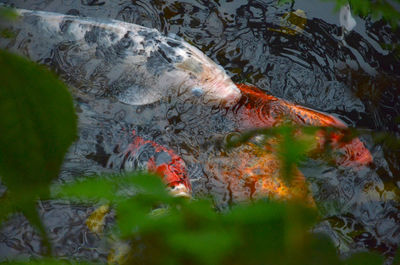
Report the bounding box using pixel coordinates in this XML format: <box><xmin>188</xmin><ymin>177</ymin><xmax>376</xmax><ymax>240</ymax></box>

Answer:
<box><xmin>55</xmin><ymin>172</ymin><xmax>169</xmax><ymax>202</ymax></box>
<box><xmin>0</xmin><ymin>50</ymin><xmax>77</xmax><ymax>242</ymax></box>
<box><xmin>116</xmin><ymin>198</ymin><xmax>153</xmax><ymax>237</ymax></box>
<box><xmin>168</xmin><ymin>230</ymin><xmax>236</xmax><ymax>265</ymax></box>
<box><xmin>343</xmin><ymin>251</ymin><xmax>384</xmax><ymax>265</ymax></box>
<box><xmin>300</xmin><ymin>233</ymin><xmax>341</xmax><ymax>265</ymax></box>
<box><xmin>0</xmin><ymin>6</ymin><xmax>19</xmax><ymax>20</ymax></box>
<box><xmin>115</xmin><ymin>198</ymin><xmax>183</xmax><ymax>238</ymax></box>
<box><xmin>180</xmin><ymin>199</ymin><xmax>218</xmax><ymax>227</ymax></box>
<box><xmin>124</xmin><ymin>172</ymin><xmax>171</xmax><ymax>199</ymax></box>
<box><xmin>55</xmin><ymin>176</ymin><xmax>118</xmax><ymax>202</ymax></box>
<box><xmin>226</xmin><ymin>200</ymin><xmax>286</xmax><ymax>224</ymax></box>
<box><xmin>392</xmin><ymin>247</ymin><xmax>400</xmax><ymax>265</ymax></box>
<box><xmin>276</xmin><ymin>126</ymin><xmax>312</xmax><ymax>183</ymax></box>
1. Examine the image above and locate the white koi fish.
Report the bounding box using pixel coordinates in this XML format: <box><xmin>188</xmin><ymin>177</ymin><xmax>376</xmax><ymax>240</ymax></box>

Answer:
<box><xmin>0</xmin><ymin>8</ymin><xmax>241</xmax><ymax>106</ymax></box>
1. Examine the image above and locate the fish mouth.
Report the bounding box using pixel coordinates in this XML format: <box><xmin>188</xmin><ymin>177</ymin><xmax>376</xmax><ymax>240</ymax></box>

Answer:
<box><xmin>219</xmin><ymin>84</ymin><xmax>242</xmax><ymax>106</ymax></box>
<box><xmin>200</xmin><ymin>80</ymin><xmax>242</xmax><ymax>106</ymax></box>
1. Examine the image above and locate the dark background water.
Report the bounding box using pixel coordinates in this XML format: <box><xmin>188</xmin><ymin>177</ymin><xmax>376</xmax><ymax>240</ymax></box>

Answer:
<box><xmin>0</xmin><ymin>0</ymin><xmax>399</xmax><ymax>263</ymax></box>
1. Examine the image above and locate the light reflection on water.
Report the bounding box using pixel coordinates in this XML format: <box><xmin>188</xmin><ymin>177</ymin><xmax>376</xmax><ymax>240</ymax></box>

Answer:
<box><xmin>1</xmin><ymin>0</ymin><xmax>399</xmax><ymax>263</ymax></box>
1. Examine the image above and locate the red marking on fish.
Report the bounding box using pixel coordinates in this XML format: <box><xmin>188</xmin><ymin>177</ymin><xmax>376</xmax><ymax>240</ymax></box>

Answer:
<box><xmin>234</xmin><ymin>83</ymin><xmax>373</xmax><ymax>167</ymax></box>
<box><xmin>125</xmin><ymin>130</ymin><xmax>191</xmax><ymax>195</ymax></box>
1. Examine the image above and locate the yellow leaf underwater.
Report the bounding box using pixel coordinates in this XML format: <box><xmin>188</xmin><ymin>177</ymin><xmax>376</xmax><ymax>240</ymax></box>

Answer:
<box><xmin>86</xmin><ymin>204</ymin><xmax>110</xmax><ymax>234</ymax></box>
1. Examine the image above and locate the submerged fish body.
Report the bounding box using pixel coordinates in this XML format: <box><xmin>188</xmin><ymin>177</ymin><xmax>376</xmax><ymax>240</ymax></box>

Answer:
<box><xmin>108</xmin><ymin>130</ymin><xmax>192</xmax><ymax>197</ymax></box>
<box><xmin>234</xmin><ymin>83</ymin><xmax>373</xmax><ymax>167</ymax></box>
<box><xmin>206</xmin><ymin>141</ymin><xmax>314</xmax><ymax>206</ymax></box>
<box><xmin>234</xmin><ymin>83</ymin><xmax>347</xmax><ymax>128</ymax></box>
<box><xmin>0</xmin><ymin>8</ymin><xmax>240</xmax><ymax>106</ymax></box>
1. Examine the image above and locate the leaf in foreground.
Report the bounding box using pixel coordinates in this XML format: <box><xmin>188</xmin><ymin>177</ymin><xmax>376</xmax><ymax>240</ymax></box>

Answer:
<box><xmin>0</xmin><ymin>50</ymin><xmax>77</xmax><ymax>241</ymax></box>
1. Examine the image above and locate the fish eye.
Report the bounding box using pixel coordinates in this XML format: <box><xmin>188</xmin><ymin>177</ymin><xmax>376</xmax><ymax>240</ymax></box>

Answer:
<box><xmin>191</xmin><ymin>87</ymin><xmax>204</xmax><ymax>97</ymax></box>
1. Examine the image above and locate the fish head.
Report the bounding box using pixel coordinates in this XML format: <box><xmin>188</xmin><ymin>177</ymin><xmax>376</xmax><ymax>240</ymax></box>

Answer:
<box><xmin>152</xmin><ymin>161</ymin><xmax>192</xmax><ymax>198</ymax></box>
<box><xmin>175</xmin><ymin>44</ymin><xmax>241</xmax><ymax>106</ymax></box>
<box><xmin>146</xmin><ymin>148</ymin><xmax>192</xmax><ymax>198</ymax></box>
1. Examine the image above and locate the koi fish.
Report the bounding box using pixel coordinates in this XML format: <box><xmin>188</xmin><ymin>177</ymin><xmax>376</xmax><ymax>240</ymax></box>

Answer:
<box><xmin>234</xmin><ymin>83</ymin><xmax>373</xmax><ymax>167</ymax></box>
<box><xmin>110</xmin><ymin>130</ymin><xmax>191</xmax><ymax>197</ymax></box>
<box><xmin>206</xmin><ymin>141</ymin><xmax>315</xmax><ymax>206</ymax></box>
<box><xmin>0</xmin><ymin>8</ymin><xmax>241</xmax><ymax>106</ymax></box>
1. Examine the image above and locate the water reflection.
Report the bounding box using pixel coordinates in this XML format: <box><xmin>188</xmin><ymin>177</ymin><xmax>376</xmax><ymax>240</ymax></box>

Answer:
<box><xmin>1</xmin><ymin>0</ymin><xmax>399</xmax><ymax>262</ymax></box>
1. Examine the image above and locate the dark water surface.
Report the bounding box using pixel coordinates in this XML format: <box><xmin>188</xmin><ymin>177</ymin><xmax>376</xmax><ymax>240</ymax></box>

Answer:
<box><xmin>1</xmin><ymin>0</ymin><xmax>400</xmax><ymax>263</ymax></box>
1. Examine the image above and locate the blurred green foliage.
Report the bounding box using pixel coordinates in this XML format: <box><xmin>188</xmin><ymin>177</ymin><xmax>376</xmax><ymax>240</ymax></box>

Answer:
<box><xmin>0</xmin><ymin>6</ymin><xmax>18</xmax><ymax>38</ymax></box>
<box><xmin>54</xmin><ymin>173</ymin><xmax>385</xmax><ymax>265</ymax></box>
<box><xmin>0</xmin><ymin>6</ymin><xmax>18</xmax><ymax>21</ymax></box>
<box><xmin>0</xmin><ymin>50</ymin><xmax>77</xmax><ymax>251</ymax></box>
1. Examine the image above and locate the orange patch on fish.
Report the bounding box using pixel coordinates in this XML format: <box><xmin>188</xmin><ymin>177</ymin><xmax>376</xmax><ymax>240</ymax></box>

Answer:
<box><xmin>234</xmin><ymin>83</ymin><xmax>373</xmax><ymax>167</ymax></box>
<box><xmin>206</xmin><ymin>142</ymin><xmax>314</xmax><ymax>206</ymax></box>
<box><xmin>126</xmin><ymin>130</ymin><xmax>192</xmax><ymax>197</ymax></box>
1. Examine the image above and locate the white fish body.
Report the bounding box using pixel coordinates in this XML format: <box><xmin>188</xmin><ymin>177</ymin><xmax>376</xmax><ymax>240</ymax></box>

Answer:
<box><xmin>0</xmin><ymin>8</ymin><xmax>241</xmax><ymax>105</ymax></box>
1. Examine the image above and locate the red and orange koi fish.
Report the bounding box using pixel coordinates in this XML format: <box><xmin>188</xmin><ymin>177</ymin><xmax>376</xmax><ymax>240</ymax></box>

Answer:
<box><xmin>123</xmin><ymin>130</ymin><xmax>192</xmax><ymax>197</ymax></box>
<box><xmin>233</xmin><ymin>83</ymin><xmax>373</xmax><ymax>167</ymax></box>
<box><xmin>124</xmin><ymin>84</ymin><xmax>372</xmax><ymax>203</ymax></box>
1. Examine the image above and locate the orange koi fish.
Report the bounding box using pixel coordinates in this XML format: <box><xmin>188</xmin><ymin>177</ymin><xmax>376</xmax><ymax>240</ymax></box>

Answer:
<box><xmin>206</xmin><ymin>141</ymin><xmax>315</xmax><ymax>206</ymax></box>
<box><xmin>233</xmin><ymin>83</ymin><xmax>373</xmax><ymax>167</ymax></box>
<box><xmin>121</xmin><ymin>130</ymin><xmax>191</xmax><ymax>197</ymax></box>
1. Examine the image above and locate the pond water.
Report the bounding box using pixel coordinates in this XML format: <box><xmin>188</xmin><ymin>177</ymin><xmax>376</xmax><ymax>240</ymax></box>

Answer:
<box><xmin>0</xmin><ymin>0</ymin><xmax>399</xmax><ymax>263</ymax></box>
